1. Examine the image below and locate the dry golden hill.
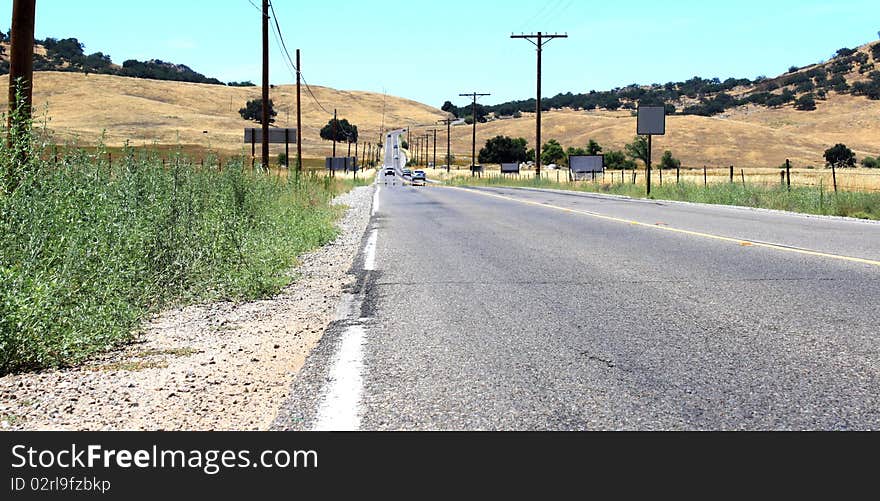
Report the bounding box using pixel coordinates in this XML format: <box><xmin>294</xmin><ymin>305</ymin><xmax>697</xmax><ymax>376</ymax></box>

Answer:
<box><xmin>0</xmin><ymin>71</ymin><xmax>447</xmax><ymax>159</ymax></box>
<box><xmin>1</xmin><ymin>71</ymin><xmax>878</xmax><ymax>168</ymax></box>
<box><xmin>450</xmin><ymin>91</ymin><xmax>880</xmax><ymax>169</ymax></box>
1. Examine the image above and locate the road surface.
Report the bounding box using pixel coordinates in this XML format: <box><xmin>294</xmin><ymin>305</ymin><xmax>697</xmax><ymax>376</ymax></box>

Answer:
<box><xmin>275</xmin><ymin>174</ymin><xmax>880</xmax><ymax>431</ymax></box>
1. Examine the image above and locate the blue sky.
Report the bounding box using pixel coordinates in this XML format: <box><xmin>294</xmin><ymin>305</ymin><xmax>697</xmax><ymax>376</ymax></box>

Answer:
<box><xmin>4</xmin><ymin>0</ymin><xmax>880</xmax><ymax>108</ymax></box>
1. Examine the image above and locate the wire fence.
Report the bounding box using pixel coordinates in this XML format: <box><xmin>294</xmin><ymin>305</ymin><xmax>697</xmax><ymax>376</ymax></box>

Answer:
<box><xmin>439</xmin><ymin>165</ymin><xmax>880</xmax><ymax>194</ymax></box>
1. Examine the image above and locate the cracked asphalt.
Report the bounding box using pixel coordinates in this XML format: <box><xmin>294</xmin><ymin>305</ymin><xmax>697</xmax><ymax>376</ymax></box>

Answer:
<box><xmin>276</xmin><ymin>174</ymin><xmax>880</xmax><ymax>431</ymax></box>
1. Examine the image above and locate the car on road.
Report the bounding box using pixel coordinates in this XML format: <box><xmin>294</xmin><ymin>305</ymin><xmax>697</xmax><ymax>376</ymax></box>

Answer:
<box><xmin>384</xmin><ymin>168</ymin><xmax>396</xmax><ymax>177</ymax></box>
<box><xmin>402</xmin><ymin>169</ymin><xmax>413</xmax><ymax>179</ymax></box>
<box><xmin>412</xmin><ymin>171</ymin><xmax>427</xmax><ymax>186</ymax></box>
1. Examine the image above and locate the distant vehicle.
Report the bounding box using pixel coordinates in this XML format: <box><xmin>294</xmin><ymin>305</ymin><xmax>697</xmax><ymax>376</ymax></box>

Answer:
<box><xmin>412</xmin><ymin>171</ymin><xmax>427</xmax><ymax>186</ymax></box>
<box><xmin>385</xmin><ymin>169</ymin><xmax>396</xmax><ymax>176</ymax></box>
<box><xmin>402</xmin><ymin>169</ymin><xmax>413</xmax><ymax>178</ymax></box>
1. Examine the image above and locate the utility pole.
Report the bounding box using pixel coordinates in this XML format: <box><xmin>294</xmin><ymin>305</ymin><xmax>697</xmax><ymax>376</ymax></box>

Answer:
<box><xmin>7</xmin><ymin>0</ymin><xmax>36</xmax><ymax>160</ymax></box>
<box><xmin>332</xmin><ymin>109</ymin><xmax>337</xmax><ymax>158</ymax></box>
<box><xmin>261</xmin><ymin>0</ymin><xmax>270</xmax><ymax>170</ymax></box>
<box><xmin>431</xmin><ymin>129</ymin><xmax>438</xmax><ymax>169</ymax></box>
<box><xmin>459</xmin><ymin>92</ymin><xmax>490</xmax><ymax>176</ymax></box>
<box><xmin>511</xmin><ymin>32</ymin><xmax>568</xmax><ymax>178</ymax></box>
<box><xmin>438</xmin><ymin>118</ymin><xmax>455</xmax><ymax>173</ymax></box>
<box><xmin>423</xmin><ymin>133</ymin><xmax>430</xmax><ymax>168</ymax></box>
<box><xmin>296</xmin><ymin>49</ymin><xmax>303</xmax><ymax>172</ymax></box>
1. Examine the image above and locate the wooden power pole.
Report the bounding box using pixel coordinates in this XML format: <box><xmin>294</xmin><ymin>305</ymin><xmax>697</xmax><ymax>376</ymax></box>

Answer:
<box><xmin>5</xmin><ymin>0</ymin><xmax>36</xmax><ymax>185</ymax></box>
<box><xmin>296</xmin><ymin>49</ymin><xmax>303</xmax><ymax>173</ymax></box>
<box><xmin>438</xmin><ymin>118</ymin><xmax>455</xmax><ymax>173</ymax></box>
<box><xmin>459</xmin><ymin>92</ymin><xmax>490</xmax><ymax>176</ymax></box>
<box><xmin>511</xmin><ymin>32</ymin><xmax>568</xmax><ymax>178</ymax></box>
<box><xmin>261</xmin><ymin>0</ymin><xmax>270</xmax><ymax>170</ymax></box>
<box><xmin>7</xmin><ymin>0</ymin><xmax>36</xmax><ymax>132</ymax></box>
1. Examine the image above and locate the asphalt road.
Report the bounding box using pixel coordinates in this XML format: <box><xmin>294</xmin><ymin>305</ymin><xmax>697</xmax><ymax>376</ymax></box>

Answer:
<box><xmin>276</xmin><ymin>179</ymin><xmax>880</xmax><ymax>431</ymax></box>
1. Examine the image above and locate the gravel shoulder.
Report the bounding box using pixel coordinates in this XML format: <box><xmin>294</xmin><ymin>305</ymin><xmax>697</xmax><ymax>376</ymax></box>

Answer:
<box><xmin>0</xmin><ymin>184</ymin><xmax>375</xmax><ymax>431</ymax></box>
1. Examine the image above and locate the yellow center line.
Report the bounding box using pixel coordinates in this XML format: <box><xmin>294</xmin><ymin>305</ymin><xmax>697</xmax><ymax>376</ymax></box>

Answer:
<box><xmin>436</xmin><ymin>185</ymin><xmax>880</xmax><ymax>268</ymax></box>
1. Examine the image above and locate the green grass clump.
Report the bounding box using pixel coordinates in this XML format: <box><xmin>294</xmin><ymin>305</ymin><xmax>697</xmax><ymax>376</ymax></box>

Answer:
<box><xmin>447</xmin><ymin>173</ymin><xmax>880</xmax><ymax>220</ymax></box>
<box><xmin>1</xmin><ymin>112</ymin><xmax>358</xmax><ymax>374</ymax></box>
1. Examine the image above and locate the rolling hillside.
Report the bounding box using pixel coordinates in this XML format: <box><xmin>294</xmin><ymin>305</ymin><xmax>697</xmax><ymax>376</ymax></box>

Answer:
<box><xmin>0</xmin><ymin>71</ymin><xmax>446</xmax><ymax>159</ymax></box>
<box><xmin>1</xmin><ymin>68</ymin><xmax>878</xmax><ymax>168</ymax></box>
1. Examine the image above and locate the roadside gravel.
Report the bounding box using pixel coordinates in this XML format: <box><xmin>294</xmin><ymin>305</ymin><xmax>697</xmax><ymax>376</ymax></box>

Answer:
<box><xmin>0</xmin><ymin>184</ymin><xmax>375</xmax><ymax>431</ymax></box>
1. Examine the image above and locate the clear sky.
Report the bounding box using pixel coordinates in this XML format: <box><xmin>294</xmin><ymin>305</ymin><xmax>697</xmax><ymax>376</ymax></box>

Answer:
<box><xmin>4</xmin><ymin>0</ymin><xmax>880</xmax><ymax>108</ymax></box>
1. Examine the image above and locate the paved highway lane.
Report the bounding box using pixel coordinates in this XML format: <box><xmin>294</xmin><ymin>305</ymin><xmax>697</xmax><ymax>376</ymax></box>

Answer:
<box><xmin>277</xmin><ymin>183</ymin><xmax>880</xmax><ymax>431</ymax></box>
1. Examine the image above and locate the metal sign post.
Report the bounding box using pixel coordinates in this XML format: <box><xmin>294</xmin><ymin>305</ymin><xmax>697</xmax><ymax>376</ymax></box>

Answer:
<box><xmin>637</xmin><ymin>106</ymin><xmax>666</xmax><ymax>197</ymax></box>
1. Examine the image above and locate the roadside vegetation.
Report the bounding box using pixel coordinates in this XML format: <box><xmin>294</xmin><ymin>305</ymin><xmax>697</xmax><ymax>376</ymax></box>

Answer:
<box><xmin>0</xmin><ymin>108</ymin><xmax>362</xmax><ymax>375</ymax></box>
<box><xmin>446</xmin><ymin>174</ymin><xmax>880</xmax><ymax>221</ymax></box>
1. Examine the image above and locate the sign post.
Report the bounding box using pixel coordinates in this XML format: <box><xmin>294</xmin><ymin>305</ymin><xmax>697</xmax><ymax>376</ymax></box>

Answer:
<box><xmin>244</xmin><ymin>128</ymin><xmax>297</xmax><ymax>168</ymax></box>
<box><xmin>637</xmin><ymin>106</ymin><xmax>666</xmax><ymax>197</ymax></box>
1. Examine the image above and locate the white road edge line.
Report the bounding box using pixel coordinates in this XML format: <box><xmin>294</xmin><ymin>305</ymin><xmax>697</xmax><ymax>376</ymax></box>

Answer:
<box><xmin>372</xmin><ymin>185</ymin><xmax>381</xmax><ymax>216</ymax></box>
<box><xmin>312</xmin><ymin>325</ymin><xmax>366</xmax><ymax>431</ymax></box>
<box><xmin>364</xmin><ymin>229</ymin><xmax>379</xmax><ymax>271</ymax></box>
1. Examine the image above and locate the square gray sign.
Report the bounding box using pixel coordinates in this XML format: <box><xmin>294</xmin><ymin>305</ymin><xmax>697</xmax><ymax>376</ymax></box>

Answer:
<box><xmin>637</xmin><ymin>106</ymin><xmax>666</xmax><ymax>136</ymax></box>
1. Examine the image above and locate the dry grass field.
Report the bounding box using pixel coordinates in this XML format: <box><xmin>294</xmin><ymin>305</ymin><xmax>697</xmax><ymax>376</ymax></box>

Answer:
<box><xmin>0</xmin><ymin>71</ymin><xmax>445</xmax><ymax>160</ymax></box>
<box><xmin>2</xmin><ymin>71</ymin><xmax>878</xmax><ymax>185</ymax></box>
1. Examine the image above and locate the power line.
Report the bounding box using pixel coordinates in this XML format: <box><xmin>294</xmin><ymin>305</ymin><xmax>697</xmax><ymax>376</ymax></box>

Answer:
<box><xmin>267</xmin><ymin>1</ymin><xmax>333</xmax><ymax>116</ymax></box>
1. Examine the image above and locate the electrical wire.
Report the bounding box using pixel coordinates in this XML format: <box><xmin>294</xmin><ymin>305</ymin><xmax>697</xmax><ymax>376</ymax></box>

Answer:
<box><xmin>267</xmin><ymin>0</ymin><xmax>334</xmax><ymax>116</ymax></box>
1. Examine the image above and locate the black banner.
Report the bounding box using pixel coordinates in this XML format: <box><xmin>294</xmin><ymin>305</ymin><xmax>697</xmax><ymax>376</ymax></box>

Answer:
<box><xmin>1</xmin><ymin>433</ymin><xmax>874</xmax><ymax>499</ymax></box>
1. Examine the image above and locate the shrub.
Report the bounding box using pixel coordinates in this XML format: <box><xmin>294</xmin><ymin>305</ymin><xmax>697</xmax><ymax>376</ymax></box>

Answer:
<box><xmin>795</xmin><ymin>94</ymin><xmax>817</xmax><ymax>111</ymax></box>
<box><xmin>1</xmin><ymin>135</ymin><xmax>349</xmax><ymax>374</ymax></box>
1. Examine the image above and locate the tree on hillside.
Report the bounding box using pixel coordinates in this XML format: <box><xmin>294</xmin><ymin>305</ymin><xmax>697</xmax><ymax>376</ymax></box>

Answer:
<box><xmin>660</xmin><ymin>151</ymin><xmax>681</xmax><ymax>170</ymax></box>
<box><xmin>824</xmin><ymin>144</ymin><xmax>856</xmax><ymax>169</ymax></box>
<box><xmin>478</xmin><ymin>136</ymin><xmax>528</xmax><ymax>164</ymax></box>
<box><xmin>586</xmin><ymin>139</ymin><xmax>603</xmax><ymax>156</ymax></box>
<box><xmin>541</xmin><ymin>139</ymin><xmax>566</xmax><ymax>166</ymax></box>
<box><xmin>239</xmin><ymin>99</ymin><xmax>277</xmax><ymax>124</ymax></box>
<box><xmin>320</xmin><ymin>118</ymin><xmax>358</xmax><ymax>143</ymax></box>
<box><xmin>795</xmin><ymin>94</ymin><xmax>817</xmax><ymax>111</ymax></box>
<box><xmin>441</xmin><ymin>101</ymin><xmax>459</xmax><ymax>117</ymax></box>
<box><xmin>625</xmin><ymin>136</ymin><xmax>649</xmax><ymax>166</ymax></box>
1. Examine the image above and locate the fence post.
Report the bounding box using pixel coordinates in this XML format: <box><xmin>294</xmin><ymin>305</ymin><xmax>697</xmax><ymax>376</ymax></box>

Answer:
<box><xmin>676</xmin><ymin>166</ymin><xmax>680</xmax><ymax>184</ymax></box>
<box><xmin>786</xmin><ymin>159</ymin><xmax>791</xmax><ymax>191</ymax></box>
<box><xmin>741</xmin><ymin>169</ymin><xmax>746</xmax><ymax>186</ymax></box>
<box><xmin>704</xmin><ymin>166</ymin><xmax>708</xmax><ymax>188</ymax></box>
<box><xmin>729</xmin><ymin>165</ymin><xmax>734</xmax><ymax>183</ymax></box>
<box><xmin>832</xmin><ymin>164</ymin><xmax>838</xmax><ymax>193</ymax></box>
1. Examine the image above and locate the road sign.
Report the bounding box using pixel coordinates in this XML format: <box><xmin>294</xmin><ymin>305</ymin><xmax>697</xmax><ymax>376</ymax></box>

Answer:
<box><xmin>569</xmin><ymin>155</ymin><xmax>604</xmax><ymax>181</ymax></box>
<box><xmin>637</xmin><ymin>106</ymin><xmax>666</xmax><ymax>136</ymax></box>
<box><xmin>501</xmin><ymin>163</ymin><xmax>520</xmax><ymax>174</ymax></box>
<box><xmin>569</xmin><ymin>155</ymin><xmax>604</xmax><ymax>173</ymax></box>
<box><xmin>244</xmin><ymin>128</ymin><xmax>297</xmax><ymax>144</ymax></box>
<box><xmin>325</xmin><ymin>157</ymin><xmax>358</xmax><ymax>171</ymax></box>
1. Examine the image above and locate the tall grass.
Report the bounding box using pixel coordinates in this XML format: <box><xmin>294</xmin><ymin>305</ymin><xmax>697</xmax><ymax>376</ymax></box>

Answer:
<box><xmin>0</xmin><ymin>110</ymin><xmax>357</xmax><ymax>374</ymax></box>
<box><xmin>447</xmin><ymin>173</ymin><xmax>880</xmax><ymax>220</ymax></box>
